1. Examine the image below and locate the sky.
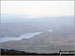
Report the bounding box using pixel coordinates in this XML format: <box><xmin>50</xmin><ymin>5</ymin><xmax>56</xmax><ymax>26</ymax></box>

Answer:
<box><xmin>1</xmin><ymin>1</ymin><xmax>74</xmax><ymax>18</ymax></box>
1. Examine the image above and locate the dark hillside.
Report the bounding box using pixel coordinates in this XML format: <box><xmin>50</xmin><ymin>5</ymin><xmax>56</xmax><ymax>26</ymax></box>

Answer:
<box><xmin>0</xmin><ymin>49</ymin><xmax>74</xmax><ymax>56</ymax></box>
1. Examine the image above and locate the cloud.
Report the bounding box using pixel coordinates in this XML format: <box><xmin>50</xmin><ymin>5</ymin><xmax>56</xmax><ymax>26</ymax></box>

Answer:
<box><xmin>1</xmin><ymin>1</ymin><xmax>74</xmax><ymax>17</ymax></box>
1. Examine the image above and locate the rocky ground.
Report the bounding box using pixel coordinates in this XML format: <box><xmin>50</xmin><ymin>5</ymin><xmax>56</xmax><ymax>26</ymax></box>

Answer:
<box><xmin>0</xmin><ymin>49</ymin><xmax>74</xmax><ymax>56</ymax></box>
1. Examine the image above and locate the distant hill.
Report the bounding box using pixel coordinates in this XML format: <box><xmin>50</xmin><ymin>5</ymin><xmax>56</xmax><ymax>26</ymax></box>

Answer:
<box><xmin>0</xmin><ymin>15</ymin><xmax>74</xmax><ymax>53</ymax></box>
<box><xmin>0</xmin><ymin>16</ymin><xmax>74</xmax><ymax>37</ymax></box>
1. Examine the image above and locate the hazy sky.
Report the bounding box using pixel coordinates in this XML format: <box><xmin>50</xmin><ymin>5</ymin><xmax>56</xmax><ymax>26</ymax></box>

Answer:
<box><xmin>1</xmin><ymin>1</ymin><xmax>74</xmax><ymax>18</ymax></box>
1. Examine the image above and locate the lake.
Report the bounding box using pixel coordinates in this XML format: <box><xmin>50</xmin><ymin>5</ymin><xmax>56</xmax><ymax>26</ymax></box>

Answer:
<box><xmin>0</xmin><ymin>30</ymin><xmax>53</xmax><ymax>42</ymax></box>
<box><xmin>0</xmin><ymin>32</ymin><xmax>42</xmax><ymax>42</ymax></box>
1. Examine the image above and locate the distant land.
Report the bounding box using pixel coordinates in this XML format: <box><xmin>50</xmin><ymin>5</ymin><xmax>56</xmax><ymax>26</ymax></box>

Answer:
<box><xmin>0</xmin><ymin>14</ymin><xmax>74</xmax><ymax>37</ymax></box>
<box><xmin>0</xmin><ymin>14</ymin><xmax>75</xmax><ymax>53</ymax></box>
